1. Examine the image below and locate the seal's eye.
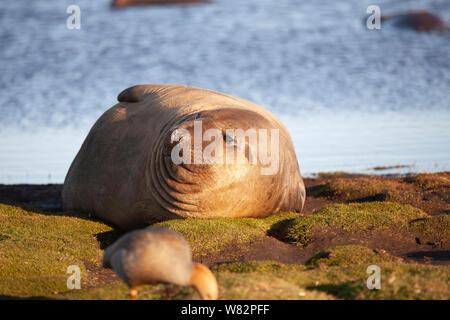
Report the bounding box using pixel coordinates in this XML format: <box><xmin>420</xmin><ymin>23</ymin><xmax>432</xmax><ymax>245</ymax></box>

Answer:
<box><xmin>223</xmin><ymin>134</ymin><xmax>234</xmax><ymax>144</ymax></box>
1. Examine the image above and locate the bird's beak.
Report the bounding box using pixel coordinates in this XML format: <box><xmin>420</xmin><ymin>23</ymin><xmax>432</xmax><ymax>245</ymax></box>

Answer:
<box><xmin>188</xmin><ymin>263</ymin><xmax>219</xmax><ymax>300</ymax></box>
<box><xmin>130</xmin><ymin>287</ymin><xmax>139</xmax><ymax>300</ymax></box>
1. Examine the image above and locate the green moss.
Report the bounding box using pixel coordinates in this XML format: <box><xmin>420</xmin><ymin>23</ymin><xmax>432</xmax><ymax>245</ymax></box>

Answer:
<box><xmin>310</xmin><ymin>173</ymin><xmax>450</xmax><ymax>204</ymax></box>
<box><xmin>1</xmin><ymin>203</ymin><xmax>448</xmax><ymax>300</ymax></box>
<box><xmin>0</xmin><ymin>276</ymin><xmax>69</xmax><ymax>299</ymax></box>
<box><xmin>309</xmin><ymin>177</ymin><xmax>389</xmax><ymax>200</ymax></box>
<box><xmin>185</xmin><ymin>261</ymin><xmax>450</xmax><ymax>300</ymax></box>
<box><xmin>269</xmin><ymin>202</ymin><xmax>428</xmax><ymax>246</ymax></box>
<box><xmin>409</xmin><ymin>215</ymin><xmax>450</xmax><ymax>245</ymax></box>
<box><xmin>212</xmin><ymin>261</ymin><xmax>291</xmax><ymax>273</ymax></box>
<box><xmin>215</xmin><ymin>272</ymin><xmax>333</xmax><ymax>300</ymax></box>
<box><xmin>0</xmin><ymin>204</ymin><xmax>112</xmax><ymax>298</ymax></box>
<box><xmin>303</xmin><ymin>263</ymin><xmax>450</xmax><ymax>300</ymax></box>
<box><xmin>306</xmin><ymin>245</ymin><xmax>400</xmax><ymax>268</ymax></box>
<box><xmin>262</xmin><ymin>261</ymin><xmax>450</xmax><ymax>300</ymax></box>
<box><xmin>60</xmin><ymin>282</ymin><xmax>168</xmax><ymax>300</ymax></box>
<box><xmin>153</xmin><ymin>212</ymin><xmax>299</xmax><ymax>256</ymax></box>
<box><xmin>206</xmin><ymin>260</ymin><xmax>450</xmax><ymax>300</ymax></box>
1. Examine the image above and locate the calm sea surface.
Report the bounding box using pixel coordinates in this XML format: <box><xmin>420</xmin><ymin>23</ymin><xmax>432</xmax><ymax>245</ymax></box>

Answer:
<box><xmin>0</xmin><ymin>0</ymin><xmax>449</xmax><ymax>183</ymax></box>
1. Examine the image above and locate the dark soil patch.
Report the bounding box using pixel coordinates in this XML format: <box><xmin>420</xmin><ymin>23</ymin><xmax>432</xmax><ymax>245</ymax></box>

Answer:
<box><xmin>302</xmin><ymin>198</ymin><xmax>338</xmax><ymax>215</ymax></box>
<box><xmin>405</xmin><ymin>250</ymin><xmax>450</xmax><ymax>265</ymax></box>
<box><xmin>301</xmin><ymin>227</ymin><xmax>449</xmax><ymax>266</ymax></box>
<box><xmin>0</xmin><ymin>184</ymin><xmax>62</xmax><ymax>212</ymax></box>
<box><xmin>197</xmin><ymin>227</ymin><xmax>449</xmax><ymax>267</ymax></box>
<box><xmin>82</xmin><ymin>260</ymin><xmax>118</xmax><ymax>287</ymax></box>
<box><xmin>195</xmin><ymin>236</ymin><xmax>308</xmax><ymax>267</ymax></box>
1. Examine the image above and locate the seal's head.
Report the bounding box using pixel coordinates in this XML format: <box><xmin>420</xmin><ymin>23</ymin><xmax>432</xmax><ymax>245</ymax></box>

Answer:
<box><xmin>148</xmin><ymin>106</ymin><xmax>304</xmax><ymax>219</ymax></box>
<box><xmin>168</xmin><ymin>108</ymin><xmax>275</xmax><ymax>170</ymax></box>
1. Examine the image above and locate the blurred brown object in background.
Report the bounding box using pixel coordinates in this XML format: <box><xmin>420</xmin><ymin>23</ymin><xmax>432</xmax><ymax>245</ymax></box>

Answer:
<box><xmin>112</xmin><ymin>0</ymin><xmax>210</xmax><ymax>8</ymax></box>
<box><xmin>382</xmin><ymin>10</ymin><xmax>449</xmax><ymax>33</ymax></box>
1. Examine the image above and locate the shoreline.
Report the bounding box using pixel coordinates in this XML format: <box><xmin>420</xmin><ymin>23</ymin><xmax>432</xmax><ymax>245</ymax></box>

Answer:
<box><xmin>1</xmin><ymin>170</ymin><xmax>448</xmax><ymax>215</ymax></box>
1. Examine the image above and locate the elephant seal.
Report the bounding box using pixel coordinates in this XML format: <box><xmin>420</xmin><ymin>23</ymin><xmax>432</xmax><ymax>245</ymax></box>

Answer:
<box><xmin>63</xmin><ymin>85</ymin><xmax>305</xmax><ymax>229</ymax></box>
<box><xmin>382</xmin><ymin>10</ymin><xmax>449</xmax><ymax>33</ymax></box>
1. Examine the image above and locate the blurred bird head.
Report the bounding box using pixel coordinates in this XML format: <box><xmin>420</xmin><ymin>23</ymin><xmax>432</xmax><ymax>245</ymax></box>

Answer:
<box><xmin>188</xmin><ymin>263</ymin><xmax>219</xmax><ymax>300</ymax></box>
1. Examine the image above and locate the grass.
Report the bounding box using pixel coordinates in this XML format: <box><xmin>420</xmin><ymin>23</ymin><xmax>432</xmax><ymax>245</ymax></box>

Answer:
<box><xmin>0</xmin><ymin>204</ymin><xmax>112</xmax><ymax>298</ymax></box>
<box><xmin>310</xmin><ymin>177</ymin><xmax>410</xmax><ymax>202</ymax></box>
<box><xmin>212</xmin><ymin>261</ymin><xmax>290</xmax><ymax>273</ymax></box>
<box><xmin>153</xmin><ymin>212</ymin><xmax>298</xmax><ymax>256</ymax></box>
<box><xmin>308</xmin><ymin>172</ymin><xmax>450</xmax><ymax>215</ymax></box>
<box><xmin>205</xmin><ymin>260</ymin><xmax>450</xmax><ymax>300</ymax></box>
<box><xmin>303</xmin><ymin>262</ymin><xmax>450</xmax><ymax>300</ymax></box>
<box><xmin>408</xmin><ymin>172</ymin><xmax>450</xmax><ymax>191</ymax></box>
<box><xmin>60</xmin><ymin>282</ymin><xmax>166</xmax><ymax>300</ymax></box>
<box><xmin>0</xmin><ymin>198</ymin><xmax>448</xmax><ymax>300</ymax></box>
<box><xmin>305</xmin><ymin>245</ymin><xmax>401</xmax><ymax>268</ymax></box>
<box><xmin>269</xmin><ymin>202</ymin><xmax>428</xmax><ymax>246</ymax></box>
<box><xmin>409</xmin><ymin>214</ymin><xmax>450</xmax><ymax>245</ymax></box>
<box><xmin>213</xmin><ymin>272</ymin><xmax>333</xmax><ymax>300</ymax></box>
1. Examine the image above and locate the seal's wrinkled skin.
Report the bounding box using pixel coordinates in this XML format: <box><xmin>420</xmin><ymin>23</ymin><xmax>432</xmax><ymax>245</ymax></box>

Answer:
<box><xmin>63</xmin><ymin>85</ymin><xmax>305</xmax><ymax>229</ymax></box>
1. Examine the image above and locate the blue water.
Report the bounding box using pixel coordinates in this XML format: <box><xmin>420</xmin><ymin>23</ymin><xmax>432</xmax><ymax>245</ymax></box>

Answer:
<box><xmin>0</xmin><ymin>0</ymin><xmax>449</xmax><ymax>183</ymax></box>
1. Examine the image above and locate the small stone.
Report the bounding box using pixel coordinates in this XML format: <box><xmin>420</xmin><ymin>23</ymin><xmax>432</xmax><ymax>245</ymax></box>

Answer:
<box><xmin>387</xmin><ymin>274</ymin><xmax>396</xmax><ymax>285</ymax></box>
